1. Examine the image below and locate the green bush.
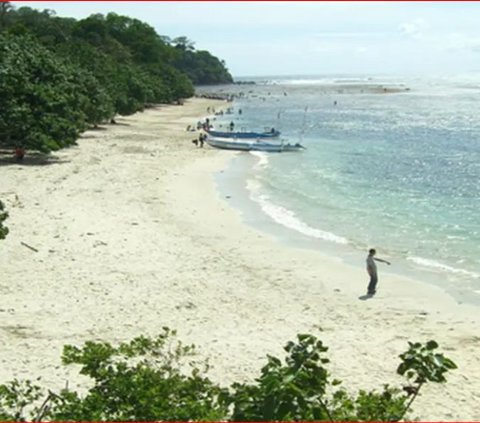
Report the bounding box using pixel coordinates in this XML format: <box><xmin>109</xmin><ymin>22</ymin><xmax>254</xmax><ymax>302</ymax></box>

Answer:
<box><xmin>0</xmin><ymin>329</ymin><xmax>456</xmax><ymax>422</ymax></box>
<box><xmin>0</xmin><ymin>200</ymin><xmax>8</xmax><ymax>240</ymax></box>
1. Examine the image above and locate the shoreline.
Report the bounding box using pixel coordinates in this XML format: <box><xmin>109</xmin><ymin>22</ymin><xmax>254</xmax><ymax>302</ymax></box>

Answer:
<box><xmin>214</xmin><ymin>152</ymin><xmax>480</xmax><ymax>308</ymax></box>
<box><xmin>1</xmin><ymin>98</ymin><xmax>480</xmax><ymax>420</ymax></box>
<box><xmin>163</xmin><ymin>119</ymin><xmax>480</xmax><ymax>420</ymax></box>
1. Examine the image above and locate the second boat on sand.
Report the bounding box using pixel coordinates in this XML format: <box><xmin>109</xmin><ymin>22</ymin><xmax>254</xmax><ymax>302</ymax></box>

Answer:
<box><xmin>206</xmin><ymin>136</ymin><xmax>305</xmax><ymax>152</ymax></box>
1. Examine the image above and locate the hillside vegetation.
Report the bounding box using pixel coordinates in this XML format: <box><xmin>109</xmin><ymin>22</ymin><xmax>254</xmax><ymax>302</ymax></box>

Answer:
<box><xmin>0</xmin><ymin>2</ymin><xmax>232</xmax><ymax>152</ymax></box>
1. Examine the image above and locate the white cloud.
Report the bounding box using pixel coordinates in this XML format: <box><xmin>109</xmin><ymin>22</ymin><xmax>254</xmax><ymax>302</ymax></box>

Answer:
<box><xmin>399</xmin><ymin>18</ymin><xmax>429</xmax><ymax>38</ymax></box>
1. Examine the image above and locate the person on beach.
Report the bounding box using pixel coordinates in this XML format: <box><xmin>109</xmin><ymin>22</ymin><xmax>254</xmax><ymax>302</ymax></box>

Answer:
<box><xmin>229</xmin><ymin>121</ymin><xmax>235</xmax><ymax>131</ymax></box>
<box><xmin>192</xmin><ymin>134</ymin><xmax>206</xmax><ymax>148</ymax></box>
<box><xmin>15</xmin><ymin>146</ymin><xmax>25</xmax><ymax>161</ymax></box>
<box><xmin>366</xmin><ymin>248</ymin><xmax>391</xmax><ymax>295</ymax></box>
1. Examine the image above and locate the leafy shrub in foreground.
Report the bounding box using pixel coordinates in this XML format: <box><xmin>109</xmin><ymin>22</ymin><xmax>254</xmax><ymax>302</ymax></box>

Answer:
<box><xmin>225</xmin><ymin>335</ymin><xmax>456</xmax><ymax>422</ymax></box>
<box><xmin>0</xmin><ymin>329</ymin><xmax>456</xmax><ymax>422</ymax></box>
<box><xmin>0</xmin><ymin>201</ymin><xmax>8</xmax><ymax>240</ymax></box>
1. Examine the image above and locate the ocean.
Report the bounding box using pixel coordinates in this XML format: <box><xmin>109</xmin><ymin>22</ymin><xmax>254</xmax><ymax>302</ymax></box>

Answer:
<box><xmin>197</xmin><ymin>75</ymin><xmax>480</xmax><ymax>305</ymax></box>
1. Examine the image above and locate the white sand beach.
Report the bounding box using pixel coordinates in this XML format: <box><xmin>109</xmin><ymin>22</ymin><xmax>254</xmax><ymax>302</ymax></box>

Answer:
<box><xmin>1</xmin><ymin>98</ymin><xmax>479</xmax><ymax>420</ymax></box>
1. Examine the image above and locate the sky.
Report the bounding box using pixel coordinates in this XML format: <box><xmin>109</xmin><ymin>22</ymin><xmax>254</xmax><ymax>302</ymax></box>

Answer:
<box><xmin>11</xmin><ymin>1</ymin><xmax>480</xmax><ymax>77</ymax></box>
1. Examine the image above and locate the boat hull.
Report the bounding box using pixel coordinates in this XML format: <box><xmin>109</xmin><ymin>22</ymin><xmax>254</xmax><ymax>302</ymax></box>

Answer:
<box><xmin>206</xmin><ymin>129</ymin><xmax>280</xmax><ymax>139</ymax></box>
<box><xmin>206</xmin><ymin>137</ymin><xmax>304</xmax><ymax>153</ymax></box>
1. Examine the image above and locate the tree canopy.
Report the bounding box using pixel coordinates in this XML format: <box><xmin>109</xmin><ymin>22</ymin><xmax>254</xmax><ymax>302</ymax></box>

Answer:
<box><xmin>0</xmin><ymin>3</ymin><xmax>233</xmax><ymax>152</ymax></box>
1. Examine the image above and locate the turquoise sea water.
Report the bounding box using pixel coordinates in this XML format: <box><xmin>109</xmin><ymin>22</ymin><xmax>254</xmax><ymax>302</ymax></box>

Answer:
<box><xmin>198</xmin><ymin>75</ymin><xmax>480</xmax><ymax>304</ymax></box>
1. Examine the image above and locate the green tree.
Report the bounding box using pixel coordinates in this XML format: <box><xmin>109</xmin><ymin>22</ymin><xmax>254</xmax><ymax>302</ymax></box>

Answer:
<box><xmin>5</xmin><ymin>6</ymin><xmax>74</xmax><ymax>46</ymax></box>
<box><xmin>105</xmin><ymin>13</ymin><xmax>173</xmax><ymax>64</ymax></box>
<box><xmin>71</xmin><ymin>67</ymin><xmax>115</xmax><ymax>127</ymax></box>
<box><xmin>2</xmin><ymin>4</ymin><xmax>231</xmax><ymax>137</ymax></box>
<box><xmin>173</xmin><ymin>36</ymin><xmax>195</xmax><ymax>51</ymax></box>
<box><xmin>0</xmin><ymin>1</ymin><xmax>13</xmax><ymax>31</ymax></box>
<box><xmin>0</xmin><ymin>34</ymin><xmax>106</xmax><ymax>152</ymax></box>
<box><xmin>1</xmin><ymin>4</ymin><xmax>231</xmax><ymax>154</ymax></box>
<box><xmin>173</xmin><ymin>48</ymin><xmax>233</xmax><ymax>85</ymax></box>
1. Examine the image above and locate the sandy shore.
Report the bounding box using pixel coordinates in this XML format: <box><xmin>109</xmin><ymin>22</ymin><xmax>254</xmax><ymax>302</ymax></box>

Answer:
<box><xmin>1</xmin><ymin>98</ymin><xmax>480</xmax><ymax>420</ymax></box>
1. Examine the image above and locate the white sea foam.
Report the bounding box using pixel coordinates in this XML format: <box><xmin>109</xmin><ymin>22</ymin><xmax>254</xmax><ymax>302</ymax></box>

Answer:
<box><xmin>249</xmin><ymin>151</ymin><xmax>269</xmax><ymax>169</ymax></box>
<box><xmin>446</xmin><ymin>235</ymin><xmax>467</xmax><ymax>240</ymax></box>
<box><xmin>282</xmin><ymin>78</ymin><xmax>337</xmax><ymax>85</ymax></box>
<box><xmin>246</xmin><ymin>179</ymin><xmax>349</xmax><ymax>245</ymax></box>
<box><xmin>227</xmin><ymin>76</ymin><xmax>480</xmax><ymax>297</ymax></box>
<box><xmin>268</xmin><ymin>76</ymin><xmax>388</xmax><ymax>86</ymax></box>
<box><xmin>407</xmin><ymin>256</ymin><xmax>480</xmax><ymax>279</ymax></box>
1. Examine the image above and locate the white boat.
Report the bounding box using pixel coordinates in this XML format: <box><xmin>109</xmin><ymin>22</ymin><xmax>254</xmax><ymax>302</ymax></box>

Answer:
<box><xmin>206</xmin><ymin>128</ymin><xmax>280</xmax><ymax>139</ymax></box>
<box><xmin>206</xmin><ymin>136</ymin><xmax>305</xmax><ymax>153</ymax></box>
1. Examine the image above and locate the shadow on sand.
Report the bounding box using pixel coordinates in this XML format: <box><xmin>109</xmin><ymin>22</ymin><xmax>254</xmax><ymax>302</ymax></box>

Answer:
<box><xmin>110</xmin><ymin>121</ymin><xmax>131</xmax><ymax>126</ymax></box>
<box><xmin>86</xmin><ymin>121</ymin><xmax>130</xmax><ymax>129</ymax></box>
<box><xmin>0</xmin><ymin>151</ymin><xmax>70</xmax><ymax>167</ymax></box>
<box><xmin>358</xmin><ymin>294</ymin><xmax>374</xmax><ymax>301</ymax></box>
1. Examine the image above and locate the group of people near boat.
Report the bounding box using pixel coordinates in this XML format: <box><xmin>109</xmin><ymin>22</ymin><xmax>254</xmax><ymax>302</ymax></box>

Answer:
<box><xmin>191</xmin><ymin>133</ymin><xmax>207</xmax><ymax>148</ymax></box>
<box><xmin>190</xmin><ymin>110</ymin><xmax>391</xmax><ymax>297</ymax></box>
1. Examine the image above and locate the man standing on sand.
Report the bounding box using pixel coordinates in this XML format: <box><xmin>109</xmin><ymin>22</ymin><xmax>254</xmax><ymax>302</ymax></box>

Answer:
<box><xmin>366</xmin><ymin>248</ymin><xmax>391</xmax><ymax>295</ymax></box>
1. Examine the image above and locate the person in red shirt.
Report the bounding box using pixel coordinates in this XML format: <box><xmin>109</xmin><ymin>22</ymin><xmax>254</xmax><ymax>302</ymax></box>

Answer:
<box><xmin>15</xmin><ymin>146</ymin><xmax>25</xmax><ymax>161</ymax></box>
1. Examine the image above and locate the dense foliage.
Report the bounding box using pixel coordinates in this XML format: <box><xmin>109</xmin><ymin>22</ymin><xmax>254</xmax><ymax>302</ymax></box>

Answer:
<box><xmin>0</xmin><ymin>34</ymin><xmax>104</xmax><ymax>152</ymax></box>
<box><xmin>0</xmin><ymin>329</ymin><xmax>456</xmax><ymax>422</ymax></box>
<box><xmin>0</xmin><ymin>3</ymin><xmax>232</xmax><ymax>152</ymax></box>
<box><xmin>171</xmin><ymin>37</ymin><xmax>233</xmax><ymax>85</ymax></box>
